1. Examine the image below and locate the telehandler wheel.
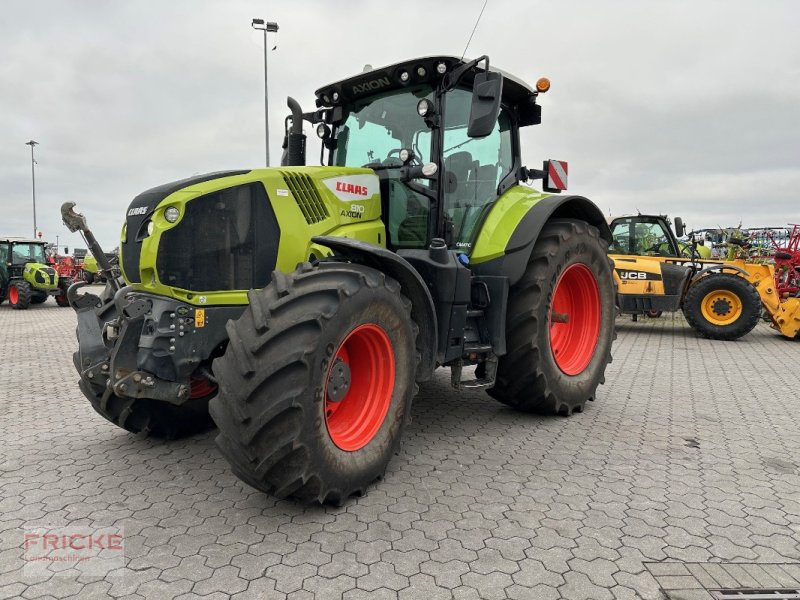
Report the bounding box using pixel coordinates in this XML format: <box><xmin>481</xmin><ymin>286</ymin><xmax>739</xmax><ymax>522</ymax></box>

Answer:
<box><xmin>210</xmin><ymin>262</ymin><xmax>417</xmax><ymax>504</ymax></box>
<box><xmin>9</xmin><ymin>281</ymin><xmax>32</xmax><ymax>310</ymax></box>
<box><xmin>76</xmin><ymin>371</ymin><xmax>216</xmax><ymax>439</ymax></box>
<box><xmin>83</xmin><ymin>272</ymin><xmax>95</xmax><ymax>284</ymax></box>
<box><xmin>682</xmin><ymin>273</ymin><xmax>760</xmax><ymax>340</ymax></box>
<box><xmin>488</xmin><ymin>219</ymin><xmax>615</xmax><ymax>415</ymax></box>
<box><xmin>31</xmin><ymin>292</ymin><xmax>48</xmax><ymax>304</ymax></box>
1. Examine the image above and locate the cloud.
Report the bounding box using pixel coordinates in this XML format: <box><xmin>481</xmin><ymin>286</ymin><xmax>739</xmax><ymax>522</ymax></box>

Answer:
<box><xmin>1</xmin><ymin>0</ymin><xmax>798</xmax><ymax>249</ymax></box>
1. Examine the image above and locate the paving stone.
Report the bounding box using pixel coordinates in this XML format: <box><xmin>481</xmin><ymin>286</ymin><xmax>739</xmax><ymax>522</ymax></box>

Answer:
<box><xmin>3</xmin><ymin>310</ymin><xmax>800</xmax><ymax>599</ymax></box>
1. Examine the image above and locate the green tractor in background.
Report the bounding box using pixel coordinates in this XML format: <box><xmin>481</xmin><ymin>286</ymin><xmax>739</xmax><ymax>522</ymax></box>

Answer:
<box><xmin>0</xmin><ymin>237</ymin><xmax>71</xmax><ymax>309</ymax></box>
<box><xmin>81</xmin><ymin>249</ymin><xmax>119</xmax><ymax>284</ymax></box>
<box><xmin>64</xmin><ymin>55</ymin><xmax>616</xmax><ymax>504</ymax></box>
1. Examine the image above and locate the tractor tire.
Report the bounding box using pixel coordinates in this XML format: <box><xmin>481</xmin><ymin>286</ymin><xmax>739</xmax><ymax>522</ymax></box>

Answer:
<box><xmin>77</xmin><ymin>374</ymin><xmax>215</xmax><ymax>439</ymax></box>
<box><xmin>646</xmin><ymin>309</ymin><xmax>663</xmax><ymax>318</ymax></box>
<box><xmin>9</xmin><ymin>281</ymin><xmax>32</xmax><ymax>310</ymax></box>
<box><xmin>83</xmin><ymin>271</ymin><xmax>95</xmax><ymax>284</ymax></box>
<box><xmin>682</xmin><ymin>273</ymin><xmax>760</xmax><ymax>340</ymax></box>
<box><xmin>55</xmin><ymin>281</ymin><xmax>71</xmax><ymax>307</ymax></box>
<box><xmin>210</xmin><ymin>262</ymin><xmax>417</xmax><ymax>504</ymax></box>
<box><xmin>31</xmin><ymin>292</ymin><xmax>48</xmax><ymax>304</ymax></box>
<box><xmin>488</xmin><ymin>219</ymin><xmax>616</xmax><ymax>415</ymax></box>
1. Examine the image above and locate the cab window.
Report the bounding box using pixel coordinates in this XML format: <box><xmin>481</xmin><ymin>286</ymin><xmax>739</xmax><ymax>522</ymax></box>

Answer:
<box><xmin>442</xmin><ymin>88</ymin><xmax>513</xmax><ymax>246</ymax></box>
<box><xmin>610</xmin><ymin>219</ymin><xmax>675</xmax><ymax>256</ymax></box>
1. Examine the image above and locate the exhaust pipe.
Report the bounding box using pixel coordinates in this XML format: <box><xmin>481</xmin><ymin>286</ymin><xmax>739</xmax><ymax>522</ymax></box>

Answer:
<box><xmin>282</xmin><ymin>96</ymin><xmax>306</xmax><ymax>167</ymax></box>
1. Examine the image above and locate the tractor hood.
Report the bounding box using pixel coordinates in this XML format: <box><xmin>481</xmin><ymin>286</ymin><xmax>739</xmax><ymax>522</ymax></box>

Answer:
<box><xmin>23</xmin><ymin>262</ymin><xmax>59</xmax><ymax>290</ymax></box>
<box><xmin>120</xmin><ymin>167</ymin><xmax>385</xmax><ymax>306</ymax></box>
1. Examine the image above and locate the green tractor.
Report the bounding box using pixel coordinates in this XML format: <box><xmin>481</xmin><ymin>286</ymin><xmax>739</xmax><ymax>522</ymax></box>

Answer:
<box><xmin>81</xmin><ymin>250</ymin><xmax>119</xmax><ymax>284</ymax></box>
<box><xmin>0</xmin><ymin>237</ymin><xmax>71</xmax><ymax>309</ymax></box>
<box><xmin>64</xmin><ymin>55</ymin><xmax>616</xmax><ymax>503</ymax></box>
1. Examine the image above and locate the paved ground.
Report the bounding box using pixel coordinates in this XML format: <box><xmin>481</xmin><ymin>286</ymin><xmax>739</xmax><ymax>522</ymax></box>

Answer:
<box><xmin>1</xmin><ymin>301</ymin><xmax>799</xmax><ymax>600</ymax></box>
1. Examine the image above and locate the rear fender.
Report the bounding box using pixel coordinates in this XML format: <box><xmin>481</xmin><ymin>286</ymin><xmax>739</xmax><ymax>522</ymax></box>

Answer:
<box><xmin>311</xmin><ymin>236</ymin><xmax>437</xmax><ymax>382</ymax></box>
<box><xmin>471</xmin><ymin>194</ymin><xmax>611</xmax><ymax>286</ymax></box>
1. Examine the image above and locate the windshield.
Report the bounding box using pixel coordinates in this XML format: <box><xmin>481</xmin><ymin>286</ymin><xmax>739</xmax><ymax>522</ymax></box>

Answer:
<box><xmin>333</xmin><ymin>85</ymin><xmax>434</xmax><ymax>168</ymax></box>
<box><xmin>10</xmin><ymin>243</ymin><xmax>46</xmax><ymax>264</ymax></box>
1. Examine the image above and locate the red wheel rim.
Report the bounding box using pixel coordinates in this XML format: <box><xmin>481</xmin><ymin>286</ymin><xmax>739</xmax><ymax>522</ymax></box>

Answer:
<box><xmin>324</xmin><ymin>323</ymin><xmax>395</xmax><ymax>451</ymax></box>
<box><xmin>190</xmin><ymin>377</ymin><xmax>217</xmax><ymax>399</ymax></box>
<box><xmin>9</xmin><ymin>286</ymin><xmax>18</xmax><ymax>305</ymax></box>
<box><xmin>549</xmin><ymin>263</ymin><xmax>601</xmax><ymax>375</ymax></box>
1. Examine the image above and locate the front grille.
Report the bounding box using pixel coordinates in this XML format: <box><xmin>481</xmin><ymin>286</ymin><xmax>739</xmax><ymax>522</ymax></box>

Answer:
<box><xmin>281</xmin><ymin>172</ymin><xmax>329</xmax><ymax>224</ymax></box>
<box><xmin>122</xmin><ymin>170</ymin><xmax>250</xmax><ymax>284</ymax></box>
<box><xmin>156</xmin><ymin>182</ymin><xmax>280</xmax><ymax>292</ymax></box>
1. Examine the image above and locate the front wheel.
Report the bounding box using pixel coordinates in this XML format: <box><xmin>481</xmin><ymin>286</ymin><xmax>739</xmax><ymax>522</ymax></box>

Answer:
<box><xmin>488</xmin><ymin>219</ymin><xmax>616</xmax><ymax>415</ymax></box>
<box><xmin>682</xmin><ymin>273</ymin><xmax>760</xmax><ymax>340</ymax></box>
<box><xmin>211</xmin><ymin>262</ymin><xmax>417</xmax><ymax>504</ymax></box>
<box><xmin>9</xmin><ymin>281</ymin><xmax>32</xmax><ymax>310</ymax></box>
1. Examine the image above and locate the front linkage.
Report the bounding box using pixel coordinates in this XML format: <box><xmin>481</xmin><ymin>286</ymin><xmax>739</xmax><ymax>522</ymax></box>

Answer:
<box><xmin>63</xmin><ymin>203</ymin><xmax>227</xmax><ymax>437</ymax></box>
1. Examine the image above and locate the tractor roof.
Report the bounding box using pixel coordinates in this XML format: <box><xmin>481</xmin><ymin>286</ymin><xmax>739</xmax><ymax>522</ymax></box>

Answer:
<box><xmin>0</xmin><ymin>236</ymin><xmax>45</xmax><ymax>244</ymax></box>
<box><xmin>315</xmin><ymin>55</ymin><xmax>543</xmax><ymax>126</ymax></box>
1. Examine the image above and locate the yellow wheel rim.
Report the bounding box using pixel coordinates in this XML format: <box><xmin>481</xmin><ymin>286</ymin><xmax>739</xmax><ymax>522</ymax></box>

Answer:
<box><xmin>700</xmin><ymin>290</ymin><xmax>743</xmax><ymax>325</ymax></box>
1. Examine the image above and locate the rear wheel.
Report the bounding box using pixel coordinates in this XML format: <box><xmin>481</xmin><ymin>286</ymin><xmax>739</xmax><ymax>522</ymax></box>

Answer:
<box><xmin>682</xmin><ymin>273</ymin><xmax>760</xmax><ymax>340</ymax></box>
<box><xmin>210</xmin><ymin>262</ymin><xmax>417</xmax><ymax>504</ymax></box>
<box><xmin>55</xmin><ymin>280</ymin><xmax>71</xmax><ymax>307</ymax></box>
<box><xmin>646</xmin><ymin>309</ymin><xmax>663</xmax><ymax>318</ymax></box>
<box><xmin>9</xmin><ymin>281</ymin><xmax>31</xmax><ymax>310</ymax></box>
<box><xmin>83</xmin><ymin>271</ymin><xmax>95</xmax><ymax>284</ymax></box>
<box><xmin>31</xmin><ymin>292</ymin><xmax>48</xmax><ymax>304</ymax></box>
<box><xmin>488</xmin><ymin>219</ymin><xmax>616</xmax><ymax>415</ymax></box>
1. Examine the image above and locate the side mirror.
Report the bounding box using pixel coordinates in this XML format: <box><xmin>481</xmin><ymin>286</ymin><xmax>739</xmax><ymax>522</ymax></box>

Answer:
<box><xmin>674</xmin><ymin>217</ymin><xmax>684</xmax><ymax>238</ymax></box>
<box><xmin>467</xmin><ymin>71</ymin><xmax>503</xmax><ymax>138</ymax></box>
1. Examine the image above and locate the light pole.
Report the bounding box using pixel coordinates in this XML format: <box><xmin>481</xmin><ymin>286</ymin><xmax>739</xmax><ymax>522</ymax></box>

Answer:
<box><xmin>251</xmin><ymin>18</ymin><xmax>279</xmax><ymax>166</ymax></box>
<box><xmin>25</xmin><ymin>140</ymin><xmax>38</xmax><ymax>238</ymax></box>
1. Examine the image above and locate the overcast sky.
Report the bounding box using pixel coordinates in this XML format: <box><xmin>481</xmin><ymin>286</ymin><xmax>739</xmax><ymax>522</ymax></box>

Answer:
<box><xmin>2</xmin><ymin>0</ymin><xmax>798</xmax><ymax>250</ymax></box>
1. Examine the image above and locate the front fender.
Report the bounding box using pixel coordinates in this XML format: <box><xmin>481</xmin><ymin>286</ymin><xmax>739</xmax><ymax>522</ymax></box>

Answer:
<box><xmin>312</xmin><ymin>236</ymin><xmax>437</xmax><ymax>382</ymax></box>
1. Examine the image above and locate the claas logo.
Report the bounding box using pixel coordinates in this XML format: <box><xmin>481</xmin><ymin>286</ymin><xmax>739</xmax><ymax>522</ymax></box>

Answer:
<box><xmin>335</xmin><ymin>181</ymin><xmax>369</xmax><ymax>196</ymax></box>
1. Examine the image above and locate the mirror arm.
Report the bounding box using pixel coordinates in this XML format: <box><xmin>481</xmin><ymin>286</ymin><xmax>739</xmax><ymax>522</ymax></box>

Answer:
<box><xmin>442</xmin><ymin>55</ymin><xmax>489</xmax><ymax>91</ymax></box>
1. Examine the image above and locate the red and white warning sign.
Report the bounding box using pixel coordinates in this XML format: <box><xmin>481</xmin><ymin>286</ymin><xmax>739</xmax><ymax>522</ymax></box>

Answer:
<box><xmin>545</xmin><ymin>160</ymin><xmax>568</xmax><ymax>191</ymax></box>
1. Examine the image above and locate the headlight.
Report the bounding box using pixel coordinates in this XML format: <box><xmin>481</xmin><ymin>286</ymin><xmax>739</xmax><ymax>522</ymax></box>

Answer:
<box><xmin>146</xmin><ymin>221</ymin><xmax>155</xmax><ymax>236</ymax></box>
<box><xmin>417</xmin><ymin>99</ymin><xmax>433</xmax><ymax>117</ymax></box>
<box><xmin>399</xmin><ymin>70</ymin><xmax>410</xmax><ymax>83</ymax></box>
<box><xmin>436</xmin><ymin>62</ymin><xmax>447</xmax><ymax>75</ymax></box>
<box><xmin>164</xmin><ymin>206</ymin><xmax>180</xmax><ymax>223</ymax></box>
<box><xmin>316</xmin><ymin>123</ymin><xmax>331</xmax><ymax>139</ymax></box>
<box><xmin>416</xmin><ymin>66</ymin><xmax>426</xmax><ymax>78</ymax></box>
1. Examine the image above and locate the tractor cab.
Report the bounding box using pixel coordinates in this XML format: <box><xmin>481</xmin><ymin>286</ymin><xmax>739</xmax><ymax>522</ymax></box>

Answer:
<box><xmin>296</xmin><ymin>56</ymin><xmax>564</xmax><ymax>251</ymax></box>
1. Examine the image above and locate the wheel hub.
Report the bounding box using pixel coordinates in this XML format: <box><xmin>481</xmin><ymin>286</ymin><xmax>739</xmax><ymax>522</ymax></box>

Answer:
<box><xmin>711</xmin><ymin>298</ymin><xmax>732</xmax><ymax>316</ymax></box>
<box><xmin>326</xmin><ymin>357</ymin><xmax>351</xmax><ymax>403</ymax></box>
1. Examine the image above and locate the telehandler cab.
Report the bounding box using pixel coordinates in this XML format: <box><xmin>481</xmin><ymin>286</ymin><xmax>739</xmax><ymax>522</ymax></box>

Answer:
<box><xmin>64</xmin><ymin>55</ymin><xmax>616</xmax><ymax>503</ymax></box>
